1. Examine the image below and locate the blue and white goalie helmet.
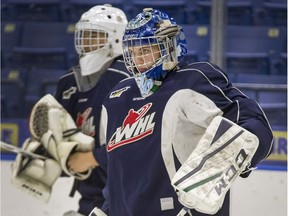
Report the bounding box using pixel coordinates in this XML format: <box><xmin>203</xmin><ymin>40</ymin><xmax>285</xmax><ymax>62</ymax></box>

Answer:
<box><xmin>122</xmin><ymin>8</ymin><xmax>187</xmax><ymax>80</ymax></box>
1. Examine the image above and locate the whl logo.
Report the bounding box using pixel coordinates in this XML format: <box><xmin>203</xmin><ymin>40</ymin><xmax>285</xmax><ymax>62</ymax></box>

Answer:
<box><xmin>107</xmin><ymin>103</ymin><xmax>155</xmax><ymax>152</ymax></box>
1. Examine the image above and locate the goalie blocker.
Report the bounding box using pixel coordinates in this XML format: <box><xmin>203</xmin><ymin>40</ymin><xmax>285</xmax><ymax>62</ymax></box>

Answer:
<box><xmin>171</xmin><ymin>116</ymin><xmax>259</xmax><ymax>215</ymax></box>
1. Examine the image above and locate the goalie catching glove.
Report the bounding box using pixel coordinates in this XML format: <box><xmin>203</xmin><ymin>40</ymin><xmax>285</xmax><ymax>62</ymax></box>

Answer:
<box><xmin>171</xmin><ymin>116</ymin><xmax>259</xmax><ymax>215</ymax></box>
<box><xmin>11</xmin><ymin>138</ymin><xmax>62</xmax><ymax>202</ymax></box>
<box><xmin>29</xmin><ymin>94</ymin><xmax>95</xmax><ymax>180</ymax></box>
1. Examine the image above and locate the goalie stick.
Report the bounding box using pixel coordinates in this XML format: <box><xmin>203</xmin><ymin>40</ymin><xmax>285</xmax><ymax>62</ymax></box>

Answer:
<box><xmin>0</xmin><ymin>141</ymin><xmax>48</xmax><ymax>160</ymax></box>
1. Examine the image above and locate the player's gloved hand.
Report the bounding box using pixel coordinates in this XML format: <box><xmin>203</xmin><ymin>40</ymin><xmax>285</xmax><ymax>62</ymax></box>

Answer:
<box><xmin>29</xmin><ymin>94</ymin><xmax>95</xmax><ymax>180</ymax></box>
<box><xmin>11</xmin><ymin>138</ymin><xmax>62</xmax><ymax>203</ymax></box>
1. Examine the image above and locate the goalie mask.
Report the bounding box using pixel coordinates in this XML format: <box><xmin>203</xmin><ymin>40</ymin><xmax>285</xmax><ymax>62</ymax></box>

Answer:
<box><xmin>122</xmin><ymin>8</ymin><xmax>187</xmax><ymax>81</ymax></box>
<box><xmin>74</xmin><ymin>4</ymin><xmax>127</xmax><ymax>91</ymax></box>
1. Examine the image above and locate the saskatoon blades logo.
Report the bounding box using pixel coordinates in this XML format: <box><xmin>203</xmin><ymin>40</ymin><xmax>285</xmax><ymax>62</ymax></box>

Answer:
<box><xmin>107</xmin><ymin>103</ymin><xmax>155</xmax><ymax>152</ymax></box>
<box><xmin>76</xmin><ymin>108</ymin><xmax>95</xmax><ymax>137</ymax></box>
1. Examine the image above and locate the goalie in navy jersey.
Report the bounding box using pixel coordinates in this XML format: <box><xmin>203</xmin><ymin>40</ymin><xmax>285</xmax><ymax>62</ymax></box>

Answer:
<box><xmin>10</xmin><ymin>5</ymin><xmax>130</xmax><ymax>216</ymax></box>
<box><xmin>91</xmin><ymin>8</ymin><xmax>274</xmax><ymax>216</ymax></box>
<box><xmin>52</xmin><ymin>5</ymin><xmax>130</xmax><ymax>216</ymax></box>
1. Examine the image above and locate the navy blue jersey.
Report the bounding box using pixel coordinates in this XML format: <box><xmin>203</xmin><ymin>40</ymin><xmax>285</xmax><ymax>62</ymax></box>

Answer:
<box><xmin>54</xmin><ymin>57</ymin><xmax>130</xmax><ymax>215</ymax></box>
<box><xmin>101</xmin><ymin>62</ymin><xmax>273</xmax><ymax>216</ymax></box>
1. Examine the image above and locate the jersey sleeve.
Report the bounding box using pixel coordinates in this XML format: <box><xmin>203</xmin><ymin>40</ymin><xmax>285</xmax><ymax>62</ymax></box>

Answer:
<box><xmin>93</xmin><ymin>146</ymin><xmax>108</xmax><ymax>168</ymax></box>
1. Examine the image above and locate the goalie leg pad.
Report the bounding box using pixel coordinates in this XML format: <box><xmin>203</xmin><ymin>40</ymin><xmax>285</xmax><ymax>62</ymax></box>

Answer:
<box><xmin>171</xmin><ymin>116</ymin><xmax>259</xmax><ymax>214</ymax></box>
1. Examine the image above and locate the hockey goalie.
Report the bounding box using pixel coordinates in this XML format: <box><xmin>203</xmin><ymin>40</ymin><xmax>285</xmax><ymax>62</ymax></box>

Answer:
<box><xmin>11</xmin><ymin>94</ymin><xmax>95</xmax><ymax>202</ymax></box>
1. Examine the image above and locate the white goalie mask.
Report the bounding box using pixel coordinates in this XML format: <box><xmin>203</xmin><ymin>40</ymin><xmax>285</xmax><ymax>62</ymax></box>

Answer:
<box><xmin>75</xmin><ymin>4</ymin><xmax>128</xmax><ymax>77</ymax></box>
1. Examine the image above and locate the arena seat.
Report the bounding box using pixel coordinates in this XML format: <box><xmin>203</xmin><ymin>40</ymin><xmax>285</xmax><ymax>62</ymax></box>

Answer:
<box><xmin>5</xmin><ymin>0</ymin><xmax>62</xmax><ymax>21</ymax></box>
<box><xmin>131</xmin><ymin>0</ymin><xmax>186</xmax><ymax>24</ymax></box>
<box><xmin>1</xmin><ymin>68</ymin><xmax>28</xmax><ymax>118</ymax></box>
<box><xmin>1</xmin><ymin>67</ymin><xmax>28</xmax><ymax>85</ymax></box>
<box><xmin>1</xmin><ymin>80</ymin><xmax>25</xmax><ymax>118</ymax></box>
<box><xmin>226</xmin><ymin>25</ymin><xmax>286</xmax><ymax>75</ymax></box>
<box><xmin>11</xmin><ymin>21</ymin><xmax>77</xmax><ymax>70</ymax></box>
<box><xmin>235</xmin><ymin>73</ymin><xmax>287</xmax><ymax>84</ymax></box>
<box><xmin>273</xmin><ymin>52</ymin><xmax>287</xmax><ymax>75</ymax></box>
<box><xmin>195</xmin><ymin>0</ymin><xmax>254</xmax><ymax>25</ymax></box>
<box><xmin>181</xmin><ymin>24</ymin><xmax>211</xmax><ymax>62</ymax></box>
<box><xmin>234</xmin><ymin>73</ymin><xmax>287</xmax><ymax>126</ymax></box>
<box><xmin>24</xmin><ymin>68</ymin><xmax>66</xmax><ymax>117</ymax></box>
<box><xmin>1</xmin><ymin>0</ymin><xmax>10</xmax><ymax>21</ymax></box>
<box><xmin>262</xmin><ymin>2</ymin><xmax>287</xmax><ymax>26</ymax></box>
<box><xmin>64</xmin><ymin>0</ymin><xmax>124</xmax><ymax>21</ymax></box>
<box><xmin>1</xmin><ymin>21</ymin><xmax>22</xmax><ymax>68</ymax></box>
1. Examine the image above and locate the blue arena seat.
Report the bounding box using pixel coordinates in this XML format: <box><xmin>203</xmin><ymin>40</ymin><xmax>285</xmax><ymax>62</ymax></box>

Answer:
<box><xmin>1</xmin><ymin>21</ymin><xmax>22</xmax><ymax>68</ymax></box>
<box><xmin>41</xmin><ymin>82</ymin><xmax>59</xmax><ymax>96</ymax></box>
<box><xmin>226</xmin><ymin>53</ymin><xmax>270</xmax><ymax>75</ymax></box>
<box><xmin>64</xmin><ymin>0</ymin><xmax>124</xmax><ymax>21</ymax></box>
<box><xmin>261</xmin><ymin>96</ymin><xmax>287</xmax><ymax>127</ymax></box>
<box><xmin>181</xmin><ymin>25</ymin><xmax>210</xmax><ymax>62</ymax></box>
<box><xmin>258</xmin><ymin>90</ymin><xmax>286</xmax><ymax>106</ymax></box>
<box><xmin>273</xmin><ymin>53</ymin><xmax>287</xmax><ymax>75</ymax></box>
<box><xmin>24</xmin><ymin>68</ymin><xmax>66</xmax><ymax>117</ymax></box>
<box><xmin>195</xmin><ymin>0</ymin><xmax>254</xmax><ymax>25</ymax></box>
<box><xmin>5</xmin><ymin>0</ymin><xmax>63</xmax><ymax>21</ymax></box>
<box><xmin>235</xmin><ymin>74</ymin><xmax>287</xmax><ymax>85</ymax></box>
<box><xmin>1</xmin><ymin>80</ymin><xmax>25</xmax><ymax>118</ymax></box>
<box><xmin>12</xmin><ymin>21</ymin><xmax>77</xmax><ymax>70</ymax></box>
<box><xmin>262</xmin><ymin>2</ymin><xmax>287</xmax><ymax>26</ymax></box>
<box><xmin>262</xmin><ymin>106</ymin><xmax>286</xmax><ymax>126</ymax></box>
<box><xmin>183</xmin><ymin>1</ymin><xmax>198</xmax><ymax>24</ymax></box>
<box><xmin>1</xmin><ymin>0</ymin><xmax>9</xmax><ymax>21</ymax></box>
<box><xmin>131</xmin><ymin>0</ymin><xmax>186</xmax><ymax>24</ymax></box>
<box><xmin>234</xmin><ymin>73</ymin><xmax>287</xmax><ymax>126</ymax></box>
<box><xmin>226</xmin><ymin>25</ymin><xmax>286</xmax><ymax>75</ymax></box>
<box><xmin>1</xmin><ymin>68</ymin><xmax>28</xmax><ymax>85</ymax></box>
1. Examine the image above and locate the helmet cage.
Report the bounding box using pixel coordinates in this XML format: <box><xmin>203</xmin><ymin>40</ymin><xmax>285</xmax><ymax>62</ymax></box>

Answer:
<box><xmin>74</xmin><ymin>23</ymin><xmax>111</xmax><ymax>56</ymax></box>
<box><xmin>123</xmin><ymin>35</ymin><xmax>176</xmax><ymax>78</ymax></box>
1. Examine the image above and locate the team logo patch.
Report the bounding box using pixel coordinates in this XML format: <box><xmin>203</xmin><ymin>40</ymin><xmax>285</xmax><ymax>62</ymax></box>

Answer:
<box><xmin>109</xmin><ymin>86</ymin><xmax>130</xmax><ymax>98</ymax></box>
<box><xmin>107</xmin><ymin>103</ymin><xmax>155</xmax><ymax>152</ymax></box>
<box><xmin>63</xmin><ymin>87</ymin><xmax>77</xmax><ymax>99</ymax></box>
<box><xmin>76</xmin><ymin>107</ymin><xmax>95</xmax><ymax>136</ymax></box>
